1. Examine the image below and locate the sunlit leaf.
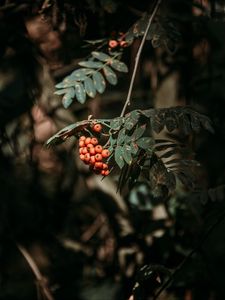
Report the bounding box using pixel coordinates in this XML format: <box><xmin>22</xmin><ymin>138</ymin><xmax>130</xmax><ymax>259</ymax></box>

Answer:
<box><xmin>91</xmin><ymin>51</ymin><xmax>111</xmax><ymax>62</ymax></box>
<box><xmin>70</xmin><ymin>69</ymin><xmax>89</xmax><ymax>80</ymax></box>
<box><xmin>62</xmin><ymin>87</ymin><xmax>75</xmax><ymax>108</ymax></box>
<box><xmin>78</xmin><ymin>61</ymin><xmax>104</xmax><ymax>68</ymax></box>
<box><xmin>84</xmin><ymin>77</ymin><xmax>96</xmax><ymax>98</ymax></box>
<box><xmin>54</xmin><ymin>88</ymin><xmax>69</xmax><ymax>95</ymax></box>
<box><xmin>110</xmin><ymin>60</ymin><xmax>128</xmax><ymax>73</ymax></box>
<box><xmin>103</xmin><ymin>66</ymin><xmax>117</xmax><ymax>85</ymax></box>
<box><xmin>75</xmin><ymin>82</ymin><xmax>86</xmax><ymax>104</ymax></box>
<box><xmin>93</xmin><ymin>71</ymin><xmax>106</xmax><ymax>93</ymax></box>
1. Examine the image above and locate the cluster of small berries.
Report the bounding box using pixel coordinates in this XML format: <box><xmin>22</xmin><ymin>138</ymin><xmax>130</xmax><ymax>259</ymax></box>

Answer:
<box><xmin>108</xmin><ymin>39</ymin><xmax>128</xmax><ymax>49</ymax></box>
<box><xmin>78</xmin><ymin>124</ymin><xmax>110</xmax><ymax>176</ymax></box>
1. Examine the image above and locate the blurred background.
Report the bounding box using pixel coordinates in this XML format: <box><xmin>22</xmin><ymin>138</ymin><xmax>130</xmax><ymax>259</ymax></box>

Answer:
<box><xmin>1</xmin><ymin>0</ymin><xmax>225</xmax><ymax>299</ymax></box>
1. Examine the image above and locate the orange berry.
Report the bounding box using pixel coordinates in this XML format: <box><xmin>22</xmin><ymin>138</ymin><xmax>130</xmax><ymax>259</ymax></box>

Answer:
<box><xmin>82</xmin><ymin>147</ymin><xmax>88</xmax><ymax>154</ymax></box>
<box><xmin>95</xmin><ymin>154</ymin><xmax>102</xmax><ymax>161</ymax></box>
<box><xmin>79</xmin><ymin>147</ymin><xmax>83</xmax><ymax>154</ymax></box>
<box><xmin>87</xmin><ymin>143</ymin><xmax>94</xmax><ymax>151</ymax></box>
<box><xmin>95</xmin><ymin>162</ymin><xmax>103</xmax><ymax>169</ymax></box>
<box><xmin>91</xmin><ymin>137</ymin><xmax>98</xmax><ymax>145</ymax></box>
<box><xmin>79</xmin><ymin>136</ymin><xmax>86</xmax><ymax>141</ymax></box>
<box><xmin>120</xmin><ymin>40</ymin><xmax>128</xmax><ymax>48</ymax></box>
<box><xmin>89</xmin><ymin>147</ymin><xmax>96</xmax><ymax>155</ymax></box>
<box><xmin>104</xmin><ymin>170</ymin><xmax>110</xmax><ymax>176</ymax></box>
<box><xmin>102</xmin><ymin>163</ymin><xmax>108</xmax><ymax>170</ymax></box>
<box><xmin>109</xmin><ymin>40</ymin><xmax>118</xmax><ymax>48</ymax></box>
<box><xmin>93</xmin><ymin>124</ymin><xmax>102</xmax><ymax>133</ymax></box>
<box><xmin>80</xmin><ymin>154</ymin><xmax>85</xmax><ymax>161</ymax></box>
<box><xmin>95</xmin><ymin>145</ymin><xmax>103</xmax><ymax>153</ymax></box>
<box><xmin>90</xmin><ymin>156</ymin><xmax>96</xmax><ymax>164</ymax></box>
<box><xmin>85</xmin><ymin>137</ymin><xmax>92</xmax><ymax>145</ymax></box>
<box><xmin>101</xmin><ymin>170</ymin><xmax>106</xmax><ymax>175</ymax></box>
<box><xmin>84</xmin><ymin>153</ymin><xmax>91</xmax><ymax>162</ymax></box>
<box><xmin>79</xmin><ymin>140</ymin><xmax>85</xmax><ymax>147</ymax></box>
<box><xmin>102</xmin><ymin>149</ymin><xmax>110</xmax><ymax>158</ymax></box>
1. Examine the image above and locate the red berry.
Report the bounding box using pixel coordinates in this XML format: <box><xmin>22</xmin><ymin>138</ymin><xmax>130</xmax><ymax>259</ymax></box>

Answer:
<box><xmin>95</xmin><ymin>154</ymin><xmax>102</xmax><ymax>161</ymax></box>
<box><xmin>104</xmin><ymin>170</ymin><xmax>110</xmax><ymax>176</ymax></box>
<box><xmin>102</xmin><ymin>163</ymin><xmax>108</xmax><ymax>170</ymax></box>
<box><xmin>91</xmin><ymin>137</ymin><xmax>98</xmax><ymax>145</ymax></box>
<box><xmin>95</xmin><ymin>145</ymin><xmax>103</xmax><ymax>153</ymax></box>
<box><xmin>90</xmin><ymin>156</ymin><xmax>96</xmax><ymax>164</ymax></box>
<box><xmin>109</xmin><ymin>40</ymin><xmax>118</xmax><ymax>48</ymax></box>
<box><xmin>101</xmin><ymin>170</ymin><xmax>106</xmax><ymax>175</ymax></box>
<box><xmin>82</xmin><ymin>147</ymin><xmax>88</xmax><ymax>154</ymax></box>
<box><xmin>79</xmin><ymin>147</ymin><xmax>83</xmax><ymax>154</ymax></box>
<box><xmin>84</xmin><ymin>153</ymin><xmax>91</xmax><ymax>162</ymax></box>
<box><xmin>79</xmin><ymin>140</ymin><xmax>85</xmax><ymax>147</ymax></box>
<box><xmin>86</xmin><ymin>143</ymin><xmax>94</xmax><ymax>151</ymax></box>
<box><xmin>79</xmin><ymin>136</ymin><xmax>86</xmax><ymax>141</ymax></box>
<box><xmin>102</xmin><ymin>149</ymin><xmax>110</xmax><ymax>158</ymax></box>
<box><xmin>80</xmin><ymin>154</ymin><xmax>85</xmax><ymax>161</ymax></box>
<box><xmin>120</xmin><ymin>40</ymin><xmax>128</xmax><ymax>48</ymax></box>
<box><xmin>89</xmin><ymin>147</ymin><xmax>96</xmax><ymax>155</ymax></box>
<box><xmin>93</xmin><ymin>124</ymin><xmax>102</xmax><ymax>133</ymax></box>
<box><xmin>85</xmin><ymin>137</ymin><xmax>92</xmax><ymax>145</ymax></box>
<box><xmin>95</xmin><ymin>162</ymin><xmax>103</xmax><ymax>169</ymax></box>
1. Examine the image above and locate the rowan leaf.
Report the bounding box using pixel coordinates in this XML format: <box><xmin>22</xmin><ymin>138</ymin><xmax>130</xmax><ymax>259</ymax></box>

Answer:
<box><xmin>110</xmin><ymin>59</ymin><xmax>128</xmax><ymax>73</ymax></box>
<box><xmin>115</xmin><ymin>145</ymin><xmax>125</xmax><ymax>169</ymax></box>
<box><xmin>75</xmin><ymin>82</ymin><xmax>86</xmax><ymax>104</ymax></box>
<box><xmin>62</xmin><ymin>87</ymin><xmax>75</xmax><ymax>108</ymax></box>
<box><xmin>84</xmin><ymin>77</ymin><xmax>96</xmax><ymax>98</ymax></box>
<box><xmin>137</xmin><ymin>137</ymin><xmax>154</xmax><ymax>149</ymax></box>
<box><xmin>91</xmin><ymin>51</ymin><xmax>111</xmax><ymax>62</ymax></box>
<box><xmin>78</xmin><ymin>61</ymin><xmax>104</xmax><ymax>68</ymax></box>
<box><xmin>93</xmin><ymin>71</ymin><xmax>106</xmax><ymax>93</ymax></box>
<box><xmin>103</xmin><ymin>66</ymin><xmax>117</xmax><ymax>85</ymax></box>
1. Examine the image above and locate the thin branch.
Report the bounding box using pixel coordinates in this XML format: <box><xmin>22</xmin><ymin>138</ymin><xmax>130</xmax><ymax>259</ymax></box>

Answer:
<box><xmin>153</xmin><ymin>210</ymin><xmax>225</xmax><ymax>300</ymax></box>
<box><xmin>120</xmin><ymin>0</ymin><xmax>162</xmax><ymax>117</ymax></box>
<box><xmin>17</xmin><ymin>244</ymin><xmax>54</xmax><ymax>300</ymax></box>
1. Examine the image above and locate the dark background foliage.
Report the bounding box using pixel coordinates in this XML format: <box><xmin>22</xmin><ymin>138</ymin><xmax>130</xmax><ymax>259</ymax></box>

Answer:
<box><xmin>1</xmin><ymin>1</ymin><xmax>225</xmax><ymax>300</ymax></box>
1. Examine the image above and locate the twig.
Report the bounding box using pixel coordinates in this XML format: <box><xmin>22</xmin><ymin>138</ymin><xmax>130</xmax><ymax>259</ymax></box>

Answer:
<box><xmin>17</xmin><ymin>244</ymin><xmax>54</xmax><ymax>300</ymax></box>
<box><xmin>120</xmin><ymin>0</ymin><xmax>162</xmax><ymax>117</ymax></box>
<box><xmin>153</xmin><ymin>210</ymin><xmax>225</xmax><ymax>299</ymax></box>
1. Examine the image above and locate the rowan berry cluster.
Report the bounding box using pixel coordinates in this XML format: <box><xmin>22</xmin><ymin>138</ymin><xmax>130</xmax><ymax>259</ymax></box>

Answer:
<box><xmin>78</xmin><ymin>124</ymin><xmax>110</xmax><ymax>176</ymax></box>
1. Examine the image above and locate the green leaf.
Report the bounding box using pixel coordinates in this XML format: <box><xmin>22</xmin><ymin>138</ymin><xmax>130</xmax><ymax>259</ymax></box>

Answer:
<box><xmin>78</xmin><ymin>61</ymin><xmax>104</xmax><ymax>68</ymax></box>
<box><xmin>84</xmin><ymin>39</ymin><xmax>106</xmax><ymax>45</ymax></box>
<box><xmin>122</xmin><ymin>144</ymin><xmax>132</xmax><ymax>165</ymax></box>
<box><xmin>84</xmin><ymin>77</ymin><xmax>96</xmax><ymax>98</ymax></box>
<box><xmin>131</xmin><ymin>124</ymin><xmax>146</xmax><ymax>140</ymax></box>
<box><xmin>117</xmin><ymin>128</ymin><xmax>126</xmax><ymax>145</ymax></box>
<box><xmin>54</xmin><ymin>88</ymin><xmax>69</xmax><ymax>95</ymax></box>
<box><xmin>115</xmin><ymin>145</ymin><xmax>125</xmax><ymax>169</ymax></box>
<box><xmin>103</xmin><ymin>66</ymin><xmax>117</xmax><ymax>85</ymax></box>
<box><xmin>70</xmin><ymin>69</ymin><xmax>89</xmax><ymax>80</ymax></box>
<box><xmin>110</xmin><ymin>59</ymin><xmax>128</xmax><ymax>73</ymax></box>
<box><xmin>91</xmin><ymin>51</ymin><xmax>111</xmax><ymax>62</ymax></box>
<box><xmin>62</xmin><ymin>87</ymin><xmax>75</xmax><ymax>108</ymax></box>
<box><xmin>75</xmin><ymin>82</ymin><xmax>86</xmax><ymax>104</ymax></box>
<box><xmin>130</xmin><ymin>142</ymin><xmax>139</xmax><ymax>154</ymax></box>
<box><xmin>124</xmin><ymin>110</ymin><xmax>140</xmax><ymax>130</ymax></box>
<box><xmin>137</xmin><ymin>137</ymin><xmax>154</xmax><ymax>149</ymax></box>
<box><xmin>110</xmin><ymin>117</ymin><xmax>124</xmax><ymax>130</ymax></box>
<box><xmin>141</xmin><ymin>109</ymin><xmax>154</xmax><ymax>118</ymax></box>
<box><xmin>55</xmin><ymin>79</ymin><xmax>74</xmax><ymax>88</ymax></box>
<box><xmin>93</xmin><ymin>71</ymin><xmax>106</xmax><ymax>94</ymax></box>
